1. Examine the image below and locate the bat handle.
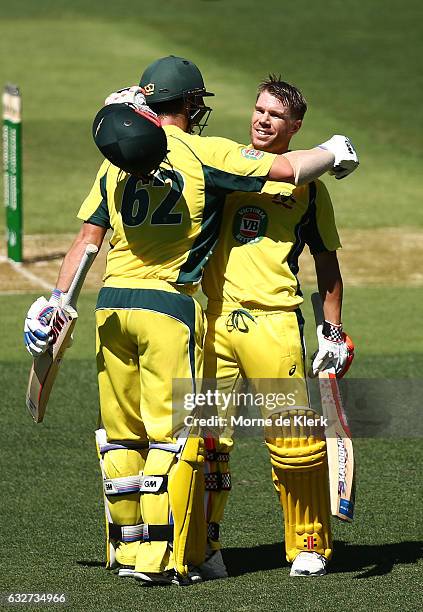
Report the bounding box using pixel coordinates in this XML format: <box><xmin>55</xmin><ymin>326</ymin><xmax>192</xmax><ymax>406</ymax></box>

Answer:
<box><xmin>65</xmin><ymin>244</ymin><xmax>99</xmax><ymax>310</ymax></box>
<box><xmin>311</xmin><ymin>292</ymin><xmax>324</xmax><ymax>327</ymax></box>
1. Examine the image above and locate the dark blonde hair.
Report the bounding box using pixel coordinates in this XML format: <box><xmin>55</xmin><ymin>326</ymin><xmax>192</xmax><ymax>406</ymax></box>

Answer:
<box><xmin>257</xmin><ymin>74</ymin><xmax>307</xmax><ymax>120</ymax></box>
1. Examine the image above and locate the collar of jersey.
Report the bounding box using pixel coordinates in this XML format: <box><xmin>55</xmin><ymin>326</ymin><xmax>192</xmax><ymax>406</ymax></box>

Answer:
<box><xmin>163</xmin><ymin>124</ymin><xmax>185</xmax><ymax>136</ymax></box>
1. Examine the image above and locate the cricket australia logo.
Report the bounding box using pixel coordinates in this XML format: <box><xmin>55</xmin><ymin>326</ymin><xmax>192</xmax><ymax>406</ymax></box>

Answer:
<box><xmin>272</xmin><ymin>192</ymin><xmax>296</xmax><ymax>210</ymax></box>
<box><xmin>241</xmin><ymin>147</ymin><xmax>264</xmax><ymax>160</ymax></box>
<box><xmin>143</xmin><ymin>83</ymin><xmax>155</xmax><ymax>95</ymax></box>
<box><xmin>233</xmin><ymin>206</ymin><xmax>268</xmax><ymax>244</ymax></box>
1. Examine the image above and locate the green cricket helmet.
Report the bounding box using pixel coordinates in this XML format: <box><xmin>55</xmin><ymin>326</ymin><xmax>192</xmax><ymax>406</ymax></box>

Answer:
<box><xmin>140</xmin><ymin>55</ymin><xmax>214</xmax><ymax>133</ymax></box>
<box><xmin>140</xmin><ymin>55</ymin><xmax>214</xmax><ymax>103</ymax></box>
<box><xmin>92</xmin><ymin>103</ymin><xmax>167</xmax><ymax>176</ymax></box>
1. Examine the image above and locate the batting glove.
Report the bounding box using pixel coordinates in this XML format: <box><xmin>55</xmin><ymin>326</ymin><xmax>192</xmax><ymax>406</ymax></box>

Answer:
<box><xmin>104</xmin><ymin>86</ymin><xmax>159</xmax><ymax>122</ymax></box>
<box><xmin>24</xmin><ymin>289</ymin><xmax>65</xmax><ymax>357</ymax></box>
<box><xmin>318</xmin><ymin>135</ymin><xmax>359</xmax><ymax>179</ymax></box>
<box><xmin>310</xmin><ymin>321</ymin><xmax>355</xmax><ymax>378</ymax></box>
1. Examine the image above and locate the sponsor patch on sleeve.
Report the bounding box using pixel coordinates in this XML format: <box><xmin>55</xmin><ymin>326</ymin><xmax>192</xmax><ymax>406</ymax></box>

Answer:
<box><xmin>241</xmin><ymin>147</ymin><xmax>265</xmax><ymax>160</ymax></box>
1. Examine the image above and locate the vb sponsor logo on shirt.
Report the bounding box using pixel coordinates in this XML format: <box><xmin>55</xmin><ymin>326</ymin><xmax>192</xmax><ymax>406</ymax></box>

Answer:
<box><xmin>233</xmin><ymin>206</ymin><xmax>268</xmax><ymax>244</ymax></box>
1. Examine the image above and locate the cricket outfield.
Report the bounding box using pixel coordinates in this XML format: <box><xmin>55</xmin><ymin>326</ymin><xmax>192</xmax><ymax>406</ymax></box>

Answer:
<box><xmin>0</xmin><ymin>1</ymin><xmax>422</xmax><ymax>610</ymax></box>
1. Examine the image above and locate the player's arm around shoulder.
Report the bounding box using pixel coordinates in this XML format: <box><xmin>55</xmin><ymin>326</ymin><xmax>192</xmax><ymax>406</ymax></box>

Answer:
<box><xmin>192</xmin><ymin>135</ymin><xmax>277</xmax><ymax>186</ymax></box>
<box><xmin>270</xmin><ymin>134</ymin><xmax>359</xmax><ymax>185</ymax></box>
<box><xmin>187</xmin><ymin>133</ymin><xmax>348</xmax><ymax>188</ymax></box>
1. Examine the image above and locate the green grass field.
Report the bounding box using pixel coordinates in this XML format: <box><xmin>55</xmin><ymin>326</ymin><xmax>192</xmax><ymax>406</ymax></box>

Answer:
<box><xmin>0</xmin><ymin>0</ymin><xmax>422</xmax><ymax>231</ymax></box>
<box><xmin>1</xmin><ymin>290</ymin><xmax>422</xmax><ymax>611</ymax></box>
<box><xmin>0</xmin><ymin>1</ymin><xmax>422</xmax><ymax>611</ymax></box>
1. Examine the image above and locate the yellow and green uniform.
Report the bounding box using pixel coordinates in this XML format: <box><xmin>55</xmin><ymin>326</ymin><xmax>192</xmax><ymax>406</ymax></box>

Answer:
<box><xmin>78</xmin><ymin>126</ymin><xmax>278</xmax><ymax>576</ymax></box>
<box><xmin>79</xmin><ymin>127</ymin><xmax>277</xmax><ymax>288</ymax></box>
<box><xmin>202</xmin><ymin>179</ymin><xmax>340</xmax><ymax>562</ymax></box>
<box><xmin>203</xmin><ymin>179</ymin><xmax>340</xmax><ymax>310</ymax></box>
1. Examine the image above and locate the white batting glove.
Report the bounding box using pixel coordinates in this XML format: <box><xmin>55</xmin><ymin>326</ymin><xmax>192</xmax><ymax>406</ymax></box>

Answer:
<box><xmin>24</xmin><ymin>289</ymin><xmax>65</xmax><ymax>357</ymax></box>
<box><xmin>310</xmin><ymin>320</ymin><xmax>351</xmax><ymax>377</ymax></box>
<box><xmin>318</xmin><ymin>135</ymin><xmax>359</xmax><ymax>179</ymax></box>
<box><xmin>104</xmin><ymin>86</ymin><xmax>159</xmax><ymax>120</ymax></box>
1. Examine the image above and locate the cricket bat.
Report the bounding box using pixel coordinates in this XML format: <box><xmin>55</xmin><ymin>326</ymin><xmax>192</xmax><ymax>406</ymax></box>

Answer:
<box><xmin>26</xmin><ymin>244</ymin><xmax>99</xmax><ymax>423</ymax></box>
<box><xmin>311</xmin><ymin>292</ymin><xmax>355</xmax><ymax>522</ymax></box>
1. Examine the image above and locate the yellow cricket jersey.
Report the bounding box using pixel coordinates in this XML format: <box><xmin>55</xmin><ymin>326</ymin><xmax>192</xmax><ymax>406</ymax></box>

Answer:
<box><xmin>202</xmin><ymin>179</ymin><xmax>341</xmax><ymax>311</ymax></box>
<box><xmin>77</xmin><ymin>125</ymin><xmax>277</xmax><ymax>288</ymax></box>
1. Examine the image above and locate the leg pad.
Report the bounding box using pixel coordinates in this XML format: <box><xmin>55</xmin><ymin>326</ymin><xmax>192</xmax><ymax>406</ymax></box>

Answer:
<box><xmin>265</xmin><ymin>410</ymin><xmax>332</xmax><ymax>562</ymax></box>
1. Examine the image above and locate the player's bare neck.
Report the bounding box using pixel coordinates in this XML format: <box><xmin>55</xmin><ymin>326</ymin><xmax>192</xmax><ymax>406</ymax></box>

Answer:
<box><xmin>160</xmin><ymin>113</ymin><xmax>189</xmax><ymax>132</ymax></box>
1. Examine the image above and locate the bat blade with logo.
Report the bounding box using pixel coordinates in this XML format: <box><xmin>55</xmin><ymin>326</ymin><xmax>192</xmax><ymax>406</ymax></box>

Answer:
<box><xmin>26</xmin><ymin>244</ymin><xmax>98</xmax><ymax>423</ymax></box>
<box><xmin>311</xmin><ymin>292</ymin><xmax>355</xmax><ymax>522</ymax></box>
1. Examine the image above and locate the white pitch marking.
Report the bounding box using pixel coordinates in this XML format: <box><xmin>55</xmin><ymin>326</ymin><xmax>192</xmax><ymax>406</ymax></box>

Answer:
<box><xmin>0</xmin><ymin>291</ymin><xmax>37</xmax><ymax>295</ymax></box>
<box><xmin>2</xmin><ymin>259</ymin><xmax>53</xmax><ymax>291</ymax></box>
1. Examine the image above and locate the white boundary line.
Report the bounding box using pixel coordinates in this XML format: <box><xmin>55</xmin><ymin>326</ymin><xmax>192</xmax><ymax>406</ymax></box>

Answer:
<box><xmin>0</xmin><ymin>256</ymin><xmax>53</xmax><ymax>291</ymax></box>
<box><xmin>0</xmin><ymin>291</ymin><xmax>42</xmax><ymax>295</ymax></box>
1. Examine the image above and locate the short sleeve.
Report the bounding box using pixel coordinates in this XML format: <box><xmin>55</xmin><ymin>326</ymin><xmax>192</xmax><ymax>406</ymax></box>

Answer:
<box><xmin>77</xmin><ymin>160</ymin><xmax>111</xmax><ymax>228</ymax></box>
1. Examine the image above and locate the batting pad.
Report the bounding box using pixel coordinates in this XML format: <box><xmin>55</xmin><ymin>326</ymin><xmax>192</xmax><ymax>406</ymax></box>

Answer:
<box><xmin>137</xmin><ymin>448</ymin><xmax>174</xmax><ymax>574</ymax></box>
<box><xmin>95</xmin><ymin>429</ymin><xmax>147</xmax><ymax>568</ymax></box>
<box><xmin>137</xmin><ymin>438</ymin><xmax>206</xmax><ymax>577</ymax></box>
<box><xmin>168</xmin><ymin>441</ymin><xmax>207</xmax><ymax>575</ymax></box>
<box><xmin>266</xmin><ymin>409</ymin><xmax>332</xmax><ymax>562</ymax></box>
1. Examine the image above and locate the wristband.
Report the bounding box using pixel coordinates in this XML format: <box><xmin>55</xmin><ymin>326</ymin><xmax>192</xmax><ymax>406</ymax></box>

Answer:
<box><xmin>322</xmin><ymin>320</ymin><xmax>343</xmax><ymax>343</ymax></box>
<box><xmin>50</xmin><ymin>288</ymin><xmax>64</xmax><ymax>306</ymax></box>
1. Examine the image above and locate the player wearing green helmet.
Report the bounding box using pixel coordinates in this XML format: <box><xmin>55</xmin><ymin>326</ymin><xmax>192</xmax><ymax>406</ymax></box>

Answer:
<box><xmin>140</xmin><ymin>55</ymin><xmax>214</xmax><ymax>134</ymax></box>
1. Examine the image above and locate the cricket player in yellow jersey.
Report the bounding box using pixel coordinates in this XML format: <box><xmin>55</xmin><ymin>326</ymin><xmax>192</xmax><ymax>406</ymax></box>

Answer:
<box><xmin>23</xmin><ymin>57</ymin><xmax>358</xmax><ymax>586</ymax></box>
<box><xmin>201</xmin><ymin>76</ymin><xmax>355</xmax><ymax>577</ymax></box>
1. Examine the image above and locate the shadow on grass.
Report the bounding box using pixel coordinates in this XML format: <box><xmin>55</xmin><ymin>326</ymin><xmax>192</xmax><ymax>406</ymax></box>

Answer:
<box><xmin>76</xmin><ymin>540</ymin><xmax>422</xmax><ymax>579</ymax></box>
<box><xmin>77</xmin><ymin>560</ymin><xmax>105</xmax><ymax>568</ymax></box>
<box><xmin>222</xmin><ymin>540</ymin><xmax>423</xmax><ymax>579</ymax></box>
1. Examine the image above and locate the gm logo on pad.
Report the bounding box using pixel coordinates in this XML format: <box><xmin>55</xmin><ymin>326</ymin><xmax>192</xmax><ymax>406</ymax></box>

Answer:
<box><xmin>140</xmin><ymin>475</ymin><xmax>163</xmax><ymax>493</ymax></box>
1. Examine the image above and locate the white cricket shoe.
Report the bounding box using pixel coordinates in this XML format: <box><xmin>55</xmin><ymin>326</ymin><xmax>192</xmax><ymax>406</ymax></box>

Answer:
<box><xmin>117</xmin><ymin>565</ymin><xmax>136</xmax><ymax>577</ymax></box>
<box><xmin>173</xmin><ymin>569</ymin><xmax>203</xmax><ymax>586</ymax></box>
<box><xmin>198</xmin><ymin>550</ymin><xmax>228</xmax><ymax>580</ymax></box>
<box><xmin>187</xmin><ymin>567</ymin><xmax>203</xmax><ymax>584</ymax></box>
<box><xmin>290</xmin><ymin>552</ymin><xmax>328</xmax><ymax>576</ymax></box>
<box><xmin>134</xmin><ymin>569</ymin><xmax>202</xmax><ymax>586</ymax></box>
